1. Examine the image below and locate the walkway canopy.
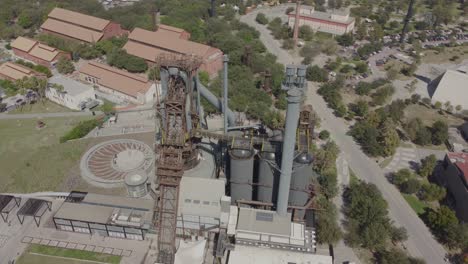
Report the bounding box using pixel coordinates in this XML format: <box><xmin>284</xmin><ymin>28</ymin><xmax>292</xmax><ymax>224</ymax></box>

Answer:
<box><xmin>17</xmin><ymin>198</ymin><xmax>51</xmax><ymax>227</ymax></box>
<box><xmin>0</xmin><ymin>195</ymin><xmax>21</xmax><ymax>222</ymax></box>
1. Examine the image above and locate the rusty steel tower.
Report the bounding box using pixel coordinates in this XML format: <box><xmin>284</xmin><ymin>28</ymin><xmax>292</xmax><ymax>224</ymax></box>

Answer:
<box><xmin>154</xmin><ymin>54</ymin><xmax>202</xmax><ymax>264</ymax></box>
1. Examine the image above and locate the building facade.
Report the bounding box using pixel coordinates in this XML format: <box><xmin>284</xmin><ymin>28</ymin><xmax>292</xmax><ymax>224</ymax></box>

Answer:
<box><xmin>40</xmin><ymin>7</ymin><xmax>127</xmax><ymax>43</ymax></box>
<box><xmin>11</xmin><ymin>37</ymin><xmax>71</xmax><ymax>68</ymax></box>
<box><xmin>439</xmin><ymin>152</ymin><xmax>468</xmax><ymax>222</ymax></box>
<box><xmin>123</xmin><ymin>27</ymin><xmax>223</xmax><ymax>77</ymax></box>
<box><xmin>46</xmin><ymin>75</ymin><xmax>96</xmax><ymax>111</ymax></box>
<box><xmin>288</xmin><ymin>6</ymin><xmax>355</xmax><ymax>35</ymax></box>
<box><xmin>79</xmin><ymin>61</ymin><xmax>159</xmax><ymax>105</ymax></box>
<box><xmin>0</xmin><ymin>62</ymin><xmax>46</xmax><ymax>82</ymax></box>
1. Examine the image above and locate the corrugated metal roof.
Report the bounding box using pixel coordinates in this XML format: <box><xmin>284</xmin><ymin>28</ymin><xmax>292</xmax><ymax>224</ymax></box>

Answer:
<box><xmin>79</xmin><ymin>61</ymin><xmax>152</xmax><ymax>98</ymax></box>
<box><xmin>48</xmin><ymin>7</ymin><xmax>110</xmax><ymax>31</ymax></box>
<box><xmin>41</xmin><ymin>18</ymin><xmax>104</xmax><ymax>43</ymax></box>
<box><xmin>236</xmin><ymin>208</ymin><xmax>291</xmax><ymax>236</ymax></box>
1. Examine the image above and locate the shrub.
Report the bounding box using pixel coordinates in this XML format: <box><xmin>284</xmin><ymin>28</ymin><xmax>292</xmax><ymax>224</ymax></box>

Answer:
<box><xmin>56</xmin><ymin>57</ymin><xmax>75</xmax><ymax>74</ymax></box>
<box><xmin>401</xmin><ymin>178</ymin><xmax>421</xmax><ymax>194</ymax></box>
<box><xmin>255</xmin><ymin>13</ymin><xmax>269</xmax><ymax>25</ymax></box>
<box><xmin>60</xmin><ymin>119</ymin><xmax>103</xmax><ymax>143</ymax></box>
<box><xmin>306</xmin><ymin>65</ymin><xmax>328</xmax><ymax>82</ymax></box>
<box><xmin>319</xmin><ymin>130</ymin><xmax>330</xmax><ymax>140</ymax></box>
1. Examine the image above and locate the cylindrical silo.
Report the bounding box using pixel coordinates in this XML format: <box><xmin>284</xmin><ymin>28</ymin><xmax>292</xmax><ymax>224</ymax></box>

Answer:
<box><xmin>257</xmin><ymin>151</ymin><xmax>279</xmax><ymax>204</ymax></box>
<box><xmin>124</xmin><ymin>172</ymin><xmax>148</xmax><ymax>198</ymax></box>
<box><xmin>229</xmin><ymin>148</ymin><xmax>254</xmax><ymax>204</ymax></box>
<box><xmin>289</xmin><ymin>152</ymin><xmax>314</xmax><ymax>211</ymax></box>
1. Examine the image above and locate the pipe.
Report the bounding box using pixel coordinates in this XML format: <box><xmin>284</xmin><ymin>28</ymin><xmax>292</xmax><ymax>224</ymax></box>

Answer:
<box><xmin>197</xmin><ymin>82</ymin><xmax>236</xmax><ymax>126</ymax></box>
<box><xmin>223</xmin><ymin>55</ymin><xmax>229</xmax><ymax>134</ymax></box>
<box><xmin>277</xmin><ymin>88</ymin><xmax>302</xmax><ymax>217</ymax></box>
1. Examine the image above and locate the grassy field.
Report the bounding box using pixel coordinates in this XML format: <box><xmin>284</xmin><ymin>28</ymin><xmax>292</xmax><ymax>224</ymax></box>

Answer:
<box><xmin>422</xmin><ymin>45</ymin><xmax>468</xmax><ymax>64</ymax></box>
<box><xmin>403</xmin><ymin>194</ymin><xmax>428</xmax><ymax>215</ymax></box>
<box><xmin>9</xmin><ymin>100</ymin><xmax>74</xmax><ymax>114</ymax></box>
<box><xmin>0</xmin><ymin>116</ymin><xmax>92</xmax><ymax>192</ymax></box>
<box><xmin>404</xmin><ymin>104</ymin><xmax>465</xmax><ymax>127</ymax></box>
<box><xmin>17</xmin><ymin>245</ymin><xmax>121</xmax><ymax>264</ymax></box>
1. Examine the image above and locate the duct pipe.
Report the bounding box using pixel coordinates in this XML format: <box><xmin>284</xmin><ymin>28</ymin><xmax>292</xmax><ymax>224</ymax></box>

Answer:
<box><xmin>223</xmin><ymin>55</ymin><xmax>229</xmax><ymax>134</ymax></box>
<box><xmin>277</xmin><ymin>88</ymin><xmax>302</xmax><ymax>217</ymax></box>
<box><xmin>197</xmin><ymin>82</ymin><xmax>236</xmax><ymax>126</ymax></box>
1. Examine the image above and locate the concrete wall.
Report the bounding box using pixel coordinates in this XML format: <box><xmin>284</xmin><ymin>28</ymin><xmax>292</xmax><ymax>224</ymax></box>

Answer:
<box><xmin>46</xmin><ymin>86</ymin><xmax>95</xmax><ymax>110</ymax></box>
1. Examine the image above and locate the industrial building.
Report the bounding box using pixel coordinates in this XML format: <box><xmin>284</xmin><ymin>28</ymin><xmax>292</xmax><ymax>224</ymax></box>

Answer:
<box><xmin>0</xmin><ymin>62</ymin><xmax>46</xmax><ymax>82</ymax></box>
<box><xmin>40</xmin><ymin>7</ymin><xmax>127</xmax><ymax>43</ymax></box>
<box><xmin>46</xmin><ymin>75</ymin><xmax>96</xmax><ymax>111</ymax></box>
<box><xmin>430</xmin><ymin>66</ymin><xmax>468</xmax><ymax>110</ymax></box>
<box><xmin>79</xmin><ymin>61</ymin><xmax>159</xmax><ymax>104</ymax></box>
<box><xmin>10</xmin><ymin>37</ymin><xmax>71</xmax><ymax>68</ymax></box>
<box><xmin>288</xmin><ymin>5</ymin><xmax>355</xmax><ymax>35</ymax></box>
<box><xmin>123</xmin><ymin>27</ymin><xmax>223</xmax><ymax>77</ymax></box>
<box><xmin>53</xmin><ymin>191</ymin><xmax>154</xmax><ymax>240</ymax></box>
<box><xmin>439</xmin><ymin>152</ymin><xmax>468</xmax><ymax>222</ymax></box>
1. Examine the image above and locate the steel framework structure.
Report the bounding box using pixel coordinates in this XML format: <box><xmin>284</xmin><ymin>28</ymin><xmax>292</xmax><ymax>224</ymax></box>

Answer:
<box><xmin>155</xmin><ymin>54</ymin><xmax>202</xmax><ymax>264</ymax></box>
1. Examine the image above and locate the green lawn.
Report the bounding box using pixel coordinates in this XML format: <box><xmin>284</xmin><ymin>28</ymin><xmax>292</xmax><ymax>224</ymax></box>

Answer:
<box><xmin>403</xmin><ymin>194</ymin><xmax>428</xmax><ymax>215</ymax></box>
<box><xmin>8</xmin><ymin>100</ymin><xmax>74</xmax><ymax>114</ymax></box>
<box><xmin>0</xmin><ymin>116</ymin><xmax>92</xmax><ymax>192</ymax></box>
<box><xmin>17</xmin><ymin>245</ymin><xmax>121</xmax><ymax>264</ymax></box>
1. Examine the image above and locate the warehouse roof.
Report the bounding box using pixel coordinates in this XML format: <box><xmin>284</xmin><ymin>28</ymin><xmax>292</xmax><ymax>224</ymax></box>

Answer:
<box><xmin>236</xmin><ymin>208</ymin><xmax>291</xmax><ymax>236</ymax></box>
<box><xmin>80</xmin><ymin>61</ymin><xmax>153</xmax><ymax>98</ymax></box>
<box><xmin>229</xmin><ymin>245</ymin><xmax>333</xmax><ymax>264</ymax></box>
<box><xmin>290</xmin><ymin>6</ymin><xmax>354</xmax><ymax>25</ymax></box>
<box><xmin>12</xmin><ymin>37</ymin><xmax>63</xmax><ymax>62</ymax></box>
<box><xmin>41</xmin><ymin>19</ymin><xmax>104</xmax><ymax>43</ymax></box>
<box><xmin>48</xmin><ymin>7</ymin><xmax>110</xmax><ymax>31</ymax></box>
<box><xmin>157</xmin><ymin>24</ymin><xmax>189</xmax><ymax>39</ymax></box>
<box><xmin>124</xmin><ymin>27</ymin><xmax>219</xmax><ymax>61</ymax></box>
<box><xmin>431</xmin><ymin>69</ymin><xmax>468</xmax><ymax>109</ymax></box>
<box><xmin>0</xmin><ymin>62</ymin><xmax>43</xmax><ymax>81</ymax></box>
<box><xmin>178</xmin><ymin>177</ymin><xmax>225</xmax><ymax>218</ymax></box>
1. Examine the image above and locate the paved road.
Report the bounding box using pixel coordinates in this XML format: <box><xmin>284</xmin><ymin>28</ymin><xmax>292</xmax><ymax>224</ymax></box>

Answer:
<box><xmin>241</xmin><ymin>5</ymin><xmax>448</xmax><ymax>263</ymax></box>
<box><xmin>0</xmin><ymin>111</ymin><xmax>99</xmax><ymax>120</ymax></box>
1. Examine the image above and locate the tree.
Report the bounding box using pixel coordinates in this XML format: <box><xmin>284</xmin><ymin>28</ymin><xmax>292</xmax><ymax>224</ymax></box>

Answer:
<box><xmin>100</xmin><ymin>100</ymin><xmax>115</xmax><ymax>116</ymax></box>
<box><xmin>306</xmin><ymin>65</ymin><xmax>328</xmax><ymax>82</ymax></box>
<box><xmin>376</xmin><ymin>248</ymin><xmax>412</xmax><ymax>264</ymax></box>
<box><xmin>426</xmin><ymin>206</ymin><xmax>458</xmax><ymax>236</ymax></box>
<box><xmin>434</xmin><ymin>101</ymin><xmax>442</xmax><ymax>110</ymax></box>
<box><xmin>411</xmin><ymin>94</ymin><xmax>421</xmax><ymax>104</ymax></box>
<box><xmin>419</xmin><ymin>154</ymin><xmax>437</xmax><ymax>177</ymax></box>
<box><xmin>282</xmin><ymin>39</ymin><xmax>295</xmax><ymax>50</ymax></box>
<box><xmin>336</xmin><ymin>33</ymin><xmax>354</xmax><ymax>46</ymax></box>
<box><xmin>148</xmin><ymin>66</ymin><xmax>160</xmax><ymax>81</ymax></box>
<box><xmin>393</xmin><ymin>168</ymin><xmax>413</xmax><ymax>186</ymax></box>
<box><xmin>387</xmin><ymin>67</ymin><xmax>399</xmax><ymax>80</ymax></box>
<box><xmin>390</xmin><ymin>226</ymin><xmax>408</xmax><ymax>244</ymax></box>
<box><xmin>56</xmin><ymin>57</ymin><xmax>75</xmax><ymax>74</ymax></box>
<box><xmin>255</xmin><ymin>13</ymin><xmax>268</xmax><ymax>25</ymax></box>
<box><xmin>316</xmin><ymin>197</ymin><xmax>342</xmax><ymax>244</ymax></box>
<box><xmin>17</xmin><ymin>11</ymin><xmax>34</xmax><ymax>29</ymax></box>
<box><xmin>0</xmin><ymin>103</ymin><xmax>7</xmax><ymax>112</ymax></box>
<box><xmin>415</xmin><ymin>127</ymin><xmax>432</xmax><ymax>146</ymax></box>
<box><xmin>420</xmin><ymin>183</ymin><xmax>446</xmax><ymax>202</ymax></box>
<box><xmin>319</xmin><ymin>130</ymin><xmax>330</xmax><ymax>140</ymax></box>
<box><xmin>431</xmin><ymin>120</ymin><xmax>448</xmax><ymax>145</ymax></box>
<box><xmin>313</xmin><ymin>141</ymin><xmax>340</xmax><ymax>175</ymax></box>
<box><xmin>351</xmin><ymin>100</ymin><xmax>369</xmax><ymax>117</ymax></box>
<box><xmin>401</xmin><ymin>178</ymin><xmax>421</xmax><ymax>194</ymax></box>
<box><xmin>299</xmin><ymin>25</ymin><xmax>314</xmax><ymax>41</ymax></box>
<box><xmin>378</xmin><ymin>119</ymin><xmax>400</xmax><ymax>157</ymax></box>
<box><xmin>300</xmin><ymin>43</ymin><xmax>320</xmax><ymax>60</ymax></box>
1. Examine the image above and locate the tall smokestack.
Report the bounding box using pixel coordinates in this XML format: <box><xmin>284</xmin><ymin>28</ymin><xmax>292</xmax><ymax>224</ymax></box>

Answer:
<box><xmin>293</xmin><ymin>1</ymin><xmax>301</xmax><ymax>46</ymax></box>
<box><xmin>152</xmin><ymin>9</ymin><xmax>160</xmax><ymax>31</ymax></box>
<box><xmin>223</xmin><ymin>55</ymin><xmax>229</xmax><ymax>134</ymax></box>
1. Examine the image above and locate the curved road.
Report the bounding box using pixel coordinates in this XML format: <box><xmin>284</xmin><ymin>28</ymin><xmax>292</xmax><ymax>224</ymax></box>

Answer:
<box><xmin>241</xmin><ymin>6</ymin><xmax>447</xmax><ymax>263</ymax></box>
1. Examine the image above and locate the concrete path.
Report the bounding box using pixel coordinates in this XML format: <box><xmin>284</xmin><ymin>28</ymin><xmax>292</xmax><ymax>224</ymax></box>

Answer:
<box><xmin>334</xmin><ymin>154</ymin><xmax>361</xmax><ymax>264</ymax></box>
<box><xmin>0</xmin><ymin>111</ymin><xmax>99</xmax><ymax>120</ymax></box>
<box><xmin>241</xmin><ymin>5</ymin><xmax>448</xmax><ymax>263</ymax></box>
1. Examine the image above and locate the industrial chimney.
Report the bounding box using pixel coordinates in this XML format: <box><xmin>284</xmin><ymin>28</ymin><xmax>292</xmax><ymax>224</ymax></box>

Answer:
<box><xmin>292</xmin><ymin>1</ymin><xmax>301</xmax><ymax>46</ymax></box>
<box><xmin>276</xmin><ymin>65</ymin><xmax>306</xmax><ymax>217</ymax></box>
<box><xmin>152</xmin><ymin>9</ymin><xmax>161</xmax><ymax>31</ymax></box>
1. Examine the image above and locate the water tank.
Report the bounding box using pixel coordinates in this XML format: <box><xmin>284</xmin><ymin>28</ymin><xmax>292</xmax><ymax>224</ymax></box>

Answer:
<box><xmin>124</xmin><ymin>171</ymin><xmax>148</xmax><ymax>198</ymax></box>
<box><xmin>257</xmin><ymin>151</ymin><xmax>279</xmax><ymax>204</ymax></box>
<box><xmin>290</xmin><ymin>152</ymin><xmax>314</xmax><ymax>212</ymax></box>
<box><xmin>229</xmin><ymin>148</ymin><xmax>254</xmax><ymax>204</ymax></box>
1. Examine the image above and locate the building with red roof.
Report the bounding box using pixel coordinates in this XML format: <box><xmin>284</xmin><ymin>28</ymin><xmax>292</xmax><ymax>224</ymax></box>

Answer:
<box><xmin>441</xmin><ymin>152</ymin><xmax>468</xmax><ymax>221</ymax></box>
<box><xmin>288</xmin><ymin>6</ymin><xmax>355</xmax><ymax>36</ymax></box>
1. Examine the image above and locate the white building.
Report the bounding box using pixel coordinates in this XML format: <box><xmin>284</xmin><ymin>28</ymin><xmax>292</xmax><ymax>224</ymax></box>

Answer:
<box><xmin>430</xmin><ymin>65</ymin><xmax>468</xmax><ymax>110</ymax></box>
<box><xmin>288</xmin><ymin>6</ymin><xmax>355</xmax><ymax>35</ymax></box>
<box><xmin>177</xmin><ymin>177</ymin><xmax>230</xmax><ymax>236</ymax></box>
<box><xmin>46</xmin><ymin>75</ymin><xmax>96</xmax><ymax>111</ymax></box>
<box><xmin>79</xmin><ymin>61</ymin><xmax>160</xmax><ymax>105</ymax></box>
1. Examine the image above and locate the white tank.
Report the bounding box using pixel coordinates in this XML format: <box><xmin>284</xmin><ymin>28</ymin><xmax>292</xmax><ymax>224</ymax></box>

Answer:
<box><xmin>124</xmin><ymin>171</ymin><xmax>148</xmax><ymax>198</ymax></box>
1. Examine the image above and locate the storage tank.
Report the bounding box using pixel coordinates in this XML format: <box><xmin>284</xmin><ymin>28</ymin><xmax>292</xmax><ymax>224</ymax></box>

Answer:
<box><xmin>289</xmin><ymin>152</ymin><xmax>314</xmax><ymax>210</ymax></box>
<box><xmin>257</xmin><ymin>151</ymin><xmax>279</xmax><ymax>204</ymax></box>
<box><xmin>229</xmin><ymin>147</ymin><xmax>254</xmax><ymax>204</ymax></box>
<box><xmin>124</xmin><ymin>171</ymin><xmax>148</xmax><ymax>198</ymax></box>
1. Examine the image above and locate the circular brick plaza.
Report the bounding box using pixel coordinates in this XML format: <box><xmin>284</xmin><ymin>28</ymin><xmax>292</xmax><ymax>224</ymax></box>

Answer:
<box><xmin>80</xmin><ymin>139</ymin><xmax>154</xmax><ymax>187</ymax></box>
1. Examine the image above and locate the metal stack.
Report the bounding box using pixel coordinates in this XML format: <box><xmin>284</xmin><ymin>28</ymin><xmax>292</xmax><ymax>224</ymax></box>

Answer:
<box><xmin>229</xmin><ymin>139</ymin><xmax>255</xmax><ymax>204</ymax></box>
<box><xmin>257</xmin><ymin>145</ymin><xmax>280</xmax><ymax>204</ymax></box>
